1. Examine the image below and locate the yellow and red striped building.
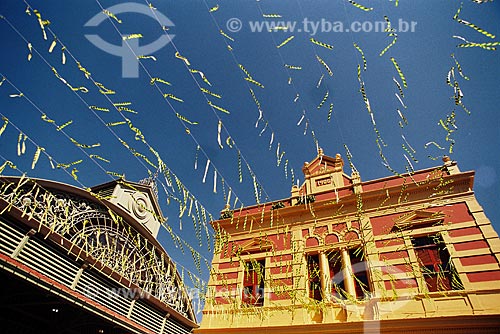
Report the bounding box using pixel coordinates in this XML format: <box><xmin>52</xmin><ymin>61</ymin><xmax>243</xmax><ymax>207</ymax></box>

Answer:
<box><xmin>198</xmin><ymin>151</ymin><xmax>500</xmax><ymax>333</ymax></box>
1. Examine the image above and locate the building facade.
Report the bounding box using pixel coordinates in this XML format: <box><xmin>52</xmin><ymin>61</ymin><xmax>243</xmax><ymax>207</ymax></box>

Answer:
<box><xmin>198</xmin><ymin>151</ymin><xmax>500</xmax><ymax>333</ymax></box>
<box><xmin>0</xmin><ymin>176</ymin><xmax>198</xmax><ymax>333</ymax></box>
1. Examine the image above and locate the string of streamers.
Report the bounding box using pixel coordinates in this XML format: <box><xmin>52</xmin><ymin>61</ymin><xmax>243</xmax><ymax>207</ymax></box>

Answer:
<box><xmin>453</xmin><ymin>3</ymin><xmax>496</xmax><ymax>39</ymax></box>
<box><xmin>379</xmin><ymin>16</ymin><xmax>398</xmax><ymax>56</ymax></box>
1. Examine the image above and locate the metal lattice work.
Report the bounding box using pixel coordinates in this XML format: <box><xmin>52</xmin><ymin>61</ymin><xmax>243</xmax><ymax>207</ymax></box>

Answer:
<box><xmin>0</xmin><ymin>177</ymin><xmax>193</xmax><ymax>319</ymax></box>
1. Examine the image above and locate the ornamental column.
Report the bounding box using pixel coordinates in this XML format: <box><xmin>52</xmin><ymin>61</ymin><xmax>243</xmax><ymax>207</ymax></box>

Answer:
<box><xmin>341</xmin><ymin>248</ymin><xmax>357</xmax><ymax>299</ymax></box>
<box><xmin>319</xmin><ymin>251</ymin><xmax>330</xmax><ymax>301</ymax></box>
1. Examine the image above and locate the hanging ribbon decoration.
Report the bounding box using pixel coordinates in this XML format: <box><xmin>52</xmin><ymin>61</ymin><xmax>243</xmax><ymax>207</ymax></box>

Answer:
<box><xmin>390</xmin><ymin>57</ymin><xmax>407</xmax><ymax>88</ymax></box>
<box><xmin>310</xmin><ymin>37</ymin><xmax>334</xmax><ymax>50</ymax></box>
<box><xmin>316</xmin><ymin>55</ymin><xmax>333</xmax><ymax>76</ymax></box>
<box><xmin>353</xmin><ymin>43</ymin><xmax>367</xmax><ymax>70</ymax></box>
<box><xmin>277</xmin><ymin>36</ymin><xmax>295</xmax><ymax>49</ymax></box>
<box><xmin>347</xmin><ymin>0</ymin><xmax>373</xmax><ymax>11</ymax></box>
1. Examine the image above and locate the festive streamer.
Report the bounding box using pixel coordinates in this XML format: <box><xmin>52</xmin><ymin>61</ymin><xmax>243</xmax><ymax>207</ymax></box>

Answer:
<box><xmin>213</xmin><ymin>170</ymin><xmax>217</xmax><ymax>193</ymax></box>
<box><xmin>190</xmin><ymin>69</ymin><xmax>211</xmax><ymax>86</ymax></box>
<box><xmin>453</xmin><ymin>3</ymin><xmax>495</xmax><ymax>39</ymax></box>
<box><xmin>316</xmin><ymin>74</ymin><xmax>324</xmax><ymax>88</ymax></box>
<box><xmin>89</xmin><ymin>106</ymin><xmax>110</xmax><ymax>112</ymax></box>
<box><xmin>316</xmin><ymin>55</ymin><xmax>333</xmax><ymax>76</ymax></box>
<box><xmin>201</xmin><ymin>87</ymin><xmax>221</xmax><ymax>98</ymax></box>
<box><xmin>95</xmin><ymin>82</ymin><xmax>115</xmax><ymax>95</ymax></box>
<box><xmin>123</xmin><ymin>34</ymin><xmax>143</xmax><ymax>40</ymax></box>
<box><xmin>48</xmin><ymin>38</ymin><xmax>57</xmax><ymax>53</ymax></box>
<box><xmin>390</xmin><ymin>57</ymin><xmax>407</xmax><ymax>88</ymax></box>
<box><xmin>103</xmin><ymin>9</ymin><xmax>122</xmax><ymax>23</ymax></box>
<box><xmin>249</xmin><ymin>88</ymin><xmax>260</xmax><ymax>108</ymax></box>
<box><xmin>219</xmin><ymin>30</ymin><xmax>234</xmax><ymax>42</ymax></box>
<box><xmin>225</xmin><ymin>136</ymin><xmax>234</xmax><ymax>148</ymax></box>
<box><xmin>31</xmin><ymin>146</ymin><xmax>44</xmax><ymax>169</ymax></box>
<box><xmin>208</xmin><ymin>101</ymin><xmax>230</xmax><ymax>114</ymax></box>
<box><xmin>27</xmin><ymin>42</ymin><xmax>33</xmax><ymax>61</ymax></box>
<box><xmin>150</xmin><ymin>77</ymin><xmax>172</xmax><ymax>86</ymax></box>
<box><xmin>61</xmin><ymin>46</ymin><xmax>66</xmax><ymax>64</ymax></box>
<box><xmin>217</xmin><ymin>120</ymin><xmax>223</xmax><ymax>149</ymax></box>
<box><xmin>277</xmin><ymin>36</ymin><xmax>295</xmax><ymax>48</ymax></box>
<box><xmin>33</xmin><ymin>9</ymin><xmax>50</xmax><ymax>40</ymax></box>
<box><xmin>106</xmin><ymin>121</ymin><xmax>126</xmax><ymax>127</ymax></box>
<box><xmin>0</xmin><ymin>160</ymin><xmax>16</xmax><ymax>174</ymax></box>
<box><xmin>425</xmin><ymin>141</ymin><xmax>445</xmax><ymax>150</ymax></box>
<box><xmin>393</xmin><ymin>77</ymin><xmax>404</xmax><ymax>98</ymax></box>
<box><xmin>397</xmin><ymin>109</ymin><xmax>408</xmax><ymax>127</ymax></box>
<box><xmin>0</xmin><ymin>117</ymin><xmax>8</xmax><ymax>137</ymax></box>
<box><xmin>450</xmin><ymin>55</ymin><xmax>468</xmax><ymax>81</ymax></box>
<box><xmin>395</xmin><ymin>93</ymin><xmax>407</xmax><ymax>109</ymax></box>
<box><xmin>457</xmin><ymin>41</ymin><xmax>499</xmax><ymax>50</ymax></box>
<box><xmin>317</xmin><ymin>90</ymin><xmax>329</xmax><ymax>109</ymax></box>
<box><xmin>75</xmin><ymin>62</ymin><xmax>91</xmax><ymax>79</ymax></box>
<box><xmin>380</xmin><ymin>36</ymin><xmax>397</xmax><ymax>56</ymax></box>
<box><xmin>137</xmin><ymin>55</ymin><xmax>156</xmax><ymax>61</ymax></box>
<box><xmin>69</xmin><ymin>137</ymin><xmax>100</xmax><ymax>149</ymax></box>
<box><xmin>237</xmin><ymin>150</ymin><xmax>242</xmax><ymax>183</ymax></box>
<box><xmin>163</xmin><ymin>93</ymin><xmax>184</xmax><ymax>102</ymax></box>
<box><xmin>328</xmin><ymin>103</ymin><xmax>334</xmax><ymax>122</ymax></box>
<box><xmin>353</xmin><ymin>43</ymin><xmax>367</xmax><ymax>70</ymax></box>
<box><xmin>56</xmin><ymin>120</ymin><xmax>72</xmax><ymax>131</ymax></box>
<box><xmin>310</xmin><ymin>37</ymin><xmax>333</xmax><ymax>50</ymax></box>
<box><xmin>89</xmin><ymin>154</ymin><xmax>110</xmax><ymax>163</ymax></box>
<box><xmin>347</xmin><ymin>0</ymin><xmax>373</xmax><ymax>11</ymax></box>
<box><xmin>244</xmin><ymin>77</ymin><xmax>264</xmax><ymax>88</ymax></box>
<box><xmin>284</xmin><ymin>64</ymin><xmax>302</xmax><ymax>70</ymax></box>
<box><xmin>202</xmin><ymin>159</ymin><xmax>210</xmax><ymax>183</ymax></box>
<box><xmin>262</xmin><ymin>14</ymin><xmax>282</xmax><ymax>18</ymax></box>
<box><xmin>175</xmin><ymin>52</ymin><xmax>190</xmax><ymax>65</ymax></box>
<box><xmin>259</xmin><ymin>122</ymin><xmax>268</xmax><ymax>136</ymax></box>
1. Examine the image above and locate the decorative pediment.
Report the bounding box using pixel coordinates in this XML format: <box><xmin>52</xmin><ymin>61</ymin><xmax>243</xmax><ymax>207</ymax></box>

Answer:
<box><xmin>392</xmin><ymin>210</ymin><xmax>445</xmax><ymax>230</ymax></box>
<box><xmin>302</xmin><ymin>150</ymin><xmax>345</xmax><ymax>178</ymax></box>
<box><xmin>238</xmin><ymin>237</ymin><xmax>274</xmax><ymax>253</ymax></box>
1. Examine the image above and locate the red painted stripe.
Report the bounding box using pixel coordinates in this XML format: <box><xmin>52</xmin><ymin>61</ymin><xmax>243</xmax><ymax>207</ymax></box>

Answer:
<box><xmin>454</xmin><ymin>240</ymin><xmax>489</xmax><ymax>252</ymax></box>
<box><xmin>218</xmin><ymin>261</ymin><xmax>239</xmax><ymax>270</ymax></box>
<box><xmin>379</xmin><ymin>250</ymin><xmax>409</xmax><ymax>261</ymax></box>
<box><xmin>449</xmin><ymin>227</ymin><xmax>482</xmax><ymax>238</ymax></box>
<box><xmin>467</xmin><ymin>270</ymin><xmax>500</xmax><ymax>283</ymax></box>
<box><xmin>460</xmin><ymin>255</ymin><xmax>498</xmax><ymax>266</ymax></box>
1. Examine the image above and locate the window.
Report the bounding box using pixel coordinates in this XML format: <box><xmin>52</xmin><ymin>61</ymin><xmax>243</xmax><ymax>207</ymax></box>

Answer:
<box><xmin>242</xmin><ymin>259</ymin><xmax>265</xmax><ymax>306</ymax></box>
<box><xmin>307</xmin><ymin>248</ymin><xmax>371</xmax><ymax>302</ymax></box>
<box><xmin>412</xmin><ymin>235</ymin><xmax>462</xmax><ymax>292</ymax></box>
<box><xmin>307</xmin><ymin>254</ymin><xmax>322</xmax><ymax>300</ymax></box>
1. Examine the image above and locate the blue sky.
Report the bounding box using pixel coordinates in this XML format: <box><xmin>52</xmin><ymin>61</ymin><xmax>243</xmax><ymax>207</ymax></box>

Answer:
<box><xmin>0</xmin><ymin>0</ymin><xmax>499</xmax><ymax>315</ymax></box>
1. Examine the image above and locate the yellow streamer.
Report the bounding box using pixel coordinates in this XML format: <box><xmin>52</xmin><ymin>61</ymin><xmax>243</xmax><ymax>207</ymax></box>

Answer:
<box><xmin>175</xmin><ymin>52</ymin><xmax>190</xmax><ymax>65</ymax></box>
<box><xmin>347</xmin><ymin>0</ymin><xmax>373</xmax><ymax>11</ymax></box>
<box><xmin>390</xmin><ymin>57</ymin><xmax>407</xmax><ymax>88</ymax></box>
<box><xmin>277</xmin><ymin>36</ymin><xmax>295</xmax><ymax>49</ymax></box>
<box><xmin>310</xmin><ymin>37</ymin><xmax>333</xmax><ymax>50</ymax></box>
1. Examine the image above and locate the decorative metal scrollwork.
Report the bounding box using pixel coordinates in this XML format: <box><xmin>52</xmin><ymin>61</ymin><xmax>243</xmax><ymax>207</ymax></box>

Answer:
<box><xmin>0</xmin><ymin>179</ymin><xmax>191</xmax><ymax>317</ymax></box>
